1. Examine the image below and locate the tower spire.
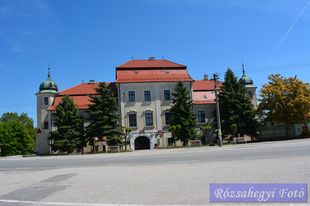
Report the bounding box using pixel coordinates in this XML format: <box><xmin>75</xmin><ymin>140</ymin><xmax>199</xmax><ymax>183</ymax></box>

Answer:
<box><xmin>242</xmin><ymin>64</ymin><xmax>245</xmax><ymax>76</ymax></box>
<box><xmin>48</xmin><ymin>67</ymin><xmax>51</xmax><ymax>79</ymax></box>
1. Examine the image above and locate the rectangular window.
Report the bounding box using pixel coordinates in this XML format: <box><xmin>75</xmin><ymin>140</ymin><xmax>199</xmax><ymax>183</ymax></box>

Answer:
<box><xmin>164</xmin><ymin>90</ymin><xmax>171</xmax><ymax>101</ymax></box>
<box><xmin>165</xmin><ymin>112</ymin><xmax>172</xmax><ymax>125</ymax></box>
<box><xmin>128</xmin><ymin>113</ymin><xmax>137</xmax><ymax>127</ymax></box>
<box><xmin>128</xmin><ymin>91</ymin><xmax>135</xmax><ymax>102</ymax></box>
<box><xmin>144</xmin><ymin>90</ymin><xmax>151</xmax><ymax>101</ymax></box>
<box><xmin>51</xmin><ymin>113</ymin><xmax>56</xmax><ymax>127</ymax></box>
<box><xmin>197</xmin><ymin>111</ymin><xmax>206</xmax><ymax>123</ymax></box>
<box><xmin>43</xmin><ymin>121</ymin><xmax>49</xmax><ymax>129</ymax></box>
<box><xmin>145</xmin><ymin>112</ymin><xmax>153</xmax><ymax>126</ymax></box>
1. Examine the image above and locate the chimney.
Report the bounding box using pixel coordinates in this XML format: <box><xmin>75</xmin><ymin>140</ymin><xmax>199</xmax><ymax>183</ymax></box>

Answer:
<box><xmin>89</xmin><ymin>80</ymin><xmax>95</xmax><ymax>83</ymax></box>
<box><xmin>148</xmin><ymin>57</ymin><xmax>155</xmax><ymax>61</ymax></box>
<box><xmin>203</xmin><ymin>74</ymin><xmax>208</xmax><ymax>80</ymax></box>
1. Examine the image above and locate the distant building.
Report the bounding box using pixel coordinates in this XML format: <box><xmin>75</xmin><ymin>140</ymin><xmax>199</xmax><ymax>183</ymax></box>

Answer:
<box><xmin>239</xmin><ymin>64</ymin><xmax>258</xmax><ymax>107</ymax></box>
<box><xmin>36</xmin><ymin>68</ymin><xmax>58</xmax><ymax>155</ymax></box>
<box><xmin>36</xmin><ymin>58</ymin><xmax>257</xmax><ymax>154</ymax></box>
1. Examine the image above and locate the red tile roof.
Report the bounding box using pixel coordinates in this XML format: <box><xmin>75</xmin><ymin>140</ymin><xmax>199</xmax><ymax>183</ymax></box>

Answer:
<box><xmin>193</xmin><ymin>80</ymin><xmax>222</xmax><ymax>91</ymax></box>
<box><xmin>193</xmin><ymin>91</ymin><xmax>216</xmax><ymax>105</ymax></box>
<box><xmin>116</xmin><ymin>69</ymin><xmax>193</xmax><ymax>83</ymax></box>
<box><xmin>58</xmin><ymin>83</ymin><xmax>99</xmax><ymax>96</ymax></box>
<box><xmin>48</xmin><ymin>96</ymin><xmax>92</xmax><ymax>111</ymax></box>
<box><xmin>47</xmin><ymin>82</ymin><xmax>117</xmax><ymax>111</ymax></box>
<box><xmin>117</xmin><ymin>59</ymin><xmax>186</xmax><ymax>69</ymax></box>
<box><xmin>58</xmin><ymin>82</ymin><xmax>116</xmax><ymax>96</ymax></box>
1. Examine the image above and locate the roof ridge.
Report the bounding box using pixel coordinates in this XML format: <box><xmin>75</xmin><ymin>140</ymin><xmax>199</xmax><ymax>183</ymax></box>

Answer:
<box><xmin>116</xmin><ymin>59</ymin><xmax>187</xmax><ymax>68</ymax></box>
<box><xmin>58</xmin><ymin>83</ymin><xmax>84</xmax><ymax>94</ymax></box>
<box><xmin>160</xmin><ymin>59</ymin><xmax>186</xmax><ymax>67</ymax></box>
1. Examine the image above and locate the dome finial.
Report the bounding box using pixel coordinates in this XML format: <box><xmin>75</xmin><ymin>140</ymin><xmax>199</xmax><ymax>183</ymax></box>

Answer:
<box><xmin>242</xmin><ymin>64</ymin><xmax>245</xmax><ymax>76</ymax></box>
<box><xmin>239</xmin><ymin>64</ymin><xmax>253</xmax><ymax>86</ymax></box>
<box><xmin>48</xmin><ymin>67</ymin><xmax>51</xmax><ymax>79</ymax></box>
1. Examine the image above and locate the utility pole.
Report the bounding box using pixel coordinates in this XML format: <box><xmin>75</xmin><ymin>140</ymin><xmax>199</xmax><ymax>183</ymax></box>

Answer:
<box><xmin>213</xmin><ymin>73</ymin><xmax>223</xmax><ymax>147</ymax></box>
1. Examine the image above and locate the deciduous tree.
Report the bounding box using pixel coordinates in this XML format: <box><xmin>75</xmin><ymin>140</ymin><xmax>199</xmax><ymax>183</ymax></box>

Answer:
<box><xmin>122</xmin><ymin>127</ymin><xmax>133</xmax><ymax>151</ymax></box>
<box><xmin>258</xmin><ymin>74</ymin><xmax>310</xmax><ymax>138</ymax></box>
<box><xmin>0</xmin><ymin>121</ymin><xmax>34</xmax><ymax>156</ymax></box>
<box><xmin>0</xmin><ymin>112</ymin><xmax>36</xmax><ymax>142</ymax></box>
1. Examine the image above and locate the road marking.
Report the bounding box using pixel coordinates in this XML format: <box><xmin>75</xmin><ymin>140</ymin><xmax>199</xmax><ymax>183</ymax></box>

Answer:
<box><xmin>0</xmin><ymin>199</ymin><xmax>192</xmax><ymax>206</ymax></box>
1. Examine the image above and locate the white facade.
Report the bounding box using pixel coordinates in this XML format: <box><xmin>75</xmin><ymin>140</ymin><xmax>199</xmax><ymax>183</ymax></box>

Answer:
<box><xmin>118</xmin><ymin>82</ymin><xmax>192</xmax><ymax>150</ymax></box>
<box><xmin>36</xmin><ymin>93</ymin><xmax>56</xmax><ymax>155</ymax></box>
<box><xmin>36</xmin><ymin>62</ymin><xmax>258</xmax><ymax>154</ymax></box>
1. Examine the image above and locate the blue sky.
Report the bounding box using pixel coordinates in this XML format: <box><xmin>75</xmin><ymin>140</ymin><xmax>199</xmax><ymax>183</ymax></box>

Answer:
<box><xmin>1</xmin><ymin>0</ymin><xmax>310</xmax><ymax>124</ymax></box>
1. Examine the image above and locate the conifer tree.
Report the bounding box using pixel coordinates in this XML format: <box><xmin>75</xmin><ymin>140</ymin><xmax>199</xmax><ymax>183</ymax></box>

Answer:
<box><xmin>86</xmin><ymin>82</ymin><xmax>122</xmax><ymax>146</ymax></box>
<box><xmin>219</xmin><ymin>68</ymin><xmax>258</xmax><ymax>137</ymax></box>
<box><xmin>170</xmin><ymin>82</ymin><xmax>197</xmax><ymax>145</ymax></box>
<box><xmin>49</xmin><ymin>96</ymin><xmax>83</xmax><ymax>153</ymax></box>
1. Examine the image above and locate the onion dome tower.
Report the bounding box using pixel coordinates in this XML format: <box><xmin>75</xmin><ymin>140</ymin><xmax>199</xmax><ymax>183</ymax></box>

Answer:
<box><xmin>36</xmin><ymin>68</ymin><xmax>58</xmax><ymax>155</ymax></box>
<box><xmin>38</xmin><ymin>68</ymin><xmax>58</xmax><ymax>94</ymax></box>
<box><xmin>239</xmin><ymin>64</ymin><xmax>257</xmax><ymax>107</ymax></box>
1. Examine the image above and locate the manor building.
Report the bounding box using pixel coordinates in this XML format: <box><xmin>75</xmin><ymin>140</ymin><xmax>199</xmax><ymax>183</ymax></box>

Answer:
<box><xmin>36</xmin><ymin>58</ymin><xmax>256</xmax><ymax>154</ymax></box>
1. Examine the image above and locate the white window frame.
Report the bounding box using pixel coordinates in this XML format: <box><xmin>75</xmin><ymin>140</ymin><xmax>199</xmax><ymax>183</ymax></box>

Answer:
<box><xmin>163</xmin><ymin>90</ymin><xmax>171</xmax><ymax>101</ymax></box>
<box><xmin>128</xmin><ymin>91</ymin><xmax>135</xmax><ymax>102</ymax></box>
<box><xmin>128</xmin><ymin>113</ymin><xmax>137</xmax><ymax>128</ymax></box>
<box><xmin>144</xmin><ymin>90</ymin><xmax>151</xmax><ymax>101</ymax></box>
<box><xmin>145</xmin><ymin>112</ymin><xmax>153</xmax><ymax>126</ymax></box>
<box><xmin>197</xmin><ymin>111</ymin><xmax>206</xmax><ymax>123</ymax></box>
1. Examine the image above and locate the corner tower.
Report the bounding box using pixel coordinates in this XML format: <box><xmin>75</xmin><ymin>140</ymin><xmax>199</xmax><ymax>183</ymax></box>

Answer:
<box><xmin>239</xmin><ymin>64</ymin><xmax>258</xmax><ymax>107</ymax></box>
<box><xmin>36</xmin><ymin>68</ymin><xmax>58</xmax><ymax>155</ymax></box>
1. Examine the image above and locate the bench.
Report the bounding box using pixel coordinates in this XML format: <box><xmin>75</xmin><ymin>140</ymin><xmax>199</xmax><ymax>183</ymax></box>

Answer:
<box><xmin>107</xmin><ymin>146</ymin><xmax>120</xmax><ymax>153</ymax></box>
<box><xmin>233</xmin><ymin>136</ymin><xmax>247</xmax><ymax>144</ymax></box>
<box><xmin>188</xmin><ymin>140</ymin><xmax>202</xmax><ymax>147</ymax></box>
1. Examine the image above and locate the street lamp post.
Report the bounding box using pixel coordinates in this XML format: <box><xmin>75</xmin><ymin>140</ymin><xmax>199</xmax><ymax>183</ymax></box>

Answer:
<box><xmin>213</xmin><ymin>73</ymin><xmax>223</xmax><ymax>147</ymax></box>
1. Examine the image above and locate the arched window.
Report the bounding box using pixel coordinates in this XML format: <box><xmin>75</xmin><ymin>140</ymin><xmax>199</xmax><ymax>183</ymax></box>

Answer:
<box><xmin>43</xmin><ymin>97</ymin><xmax>49</xmax><ymax>105</ymax></box>
<box><xmin>248</xmin><ymin>91</ymin><xmax>253</xmax><ymax>98</ymax></box>
<box><xmin>43</xmin><ymin>121</ymin><xmax>49</xmax><ymax>129</ymax></box>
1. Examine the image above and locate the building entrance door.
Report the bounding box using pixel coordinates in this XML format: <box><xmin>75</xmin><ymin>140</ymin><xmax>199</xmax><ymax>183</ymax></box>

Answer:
<box><xmin>134</xmin><ymin>136</ymin><xmax>150</xmax><ymax>150</ymax></box>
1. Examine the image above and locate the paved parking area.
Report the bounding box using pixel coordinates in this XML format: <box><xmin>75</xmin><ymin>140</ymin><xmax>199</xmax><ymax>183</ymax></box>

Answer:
<box><xmin>0</xmin><ymin>139</ymin><xmax>310</xmax><ymax>205</ymax></box>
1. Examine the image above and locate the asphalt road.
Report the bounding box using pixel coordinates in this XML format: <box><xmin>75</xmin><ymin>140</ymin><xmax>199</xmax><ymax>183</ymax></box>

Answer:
<box><xmin>0</xmin><ymin>139</ymin><xmax>310</xmax><ymax>205</ymax></box>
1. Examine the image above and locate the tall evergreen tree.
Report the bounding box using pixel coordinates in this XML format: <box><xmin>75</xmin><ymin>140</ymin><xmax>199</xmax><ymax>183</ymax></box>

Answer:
<box><xmin>86</xmin><ymin>82</ymin><xmax>122</xmax><ymax>146</ymax></box>
<box><xmin>219</xmin><ymin>68</ymin><xmax>258</xmax><ymax>137</ymax></box>
<box><xmin>49</xmin><ymin>96</ymin><xmax>83</xmax><ymax>153</ymax></box>
<box><xmin>170</xmin><ymin>82</ymin><xmax>197</xmax><ymax>145</ymax></box>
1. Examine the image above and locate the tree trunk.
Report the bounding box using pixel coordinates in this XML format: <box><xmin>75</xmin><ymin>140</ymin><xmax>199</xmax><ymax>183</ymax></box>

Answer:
<box><xmin>81</xmin><ymin>147</ymin><xmax>85</xmax><ymax>155</ymax></box>
<box><xmin>125</xmin><ymin>137</ymin><xmax>127</xmax><ymax>151</ymax></box>
<box><xmin>172</xmin><ymin>133</ymin><xmax>176</xmax><ymax>147</ymax></box>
